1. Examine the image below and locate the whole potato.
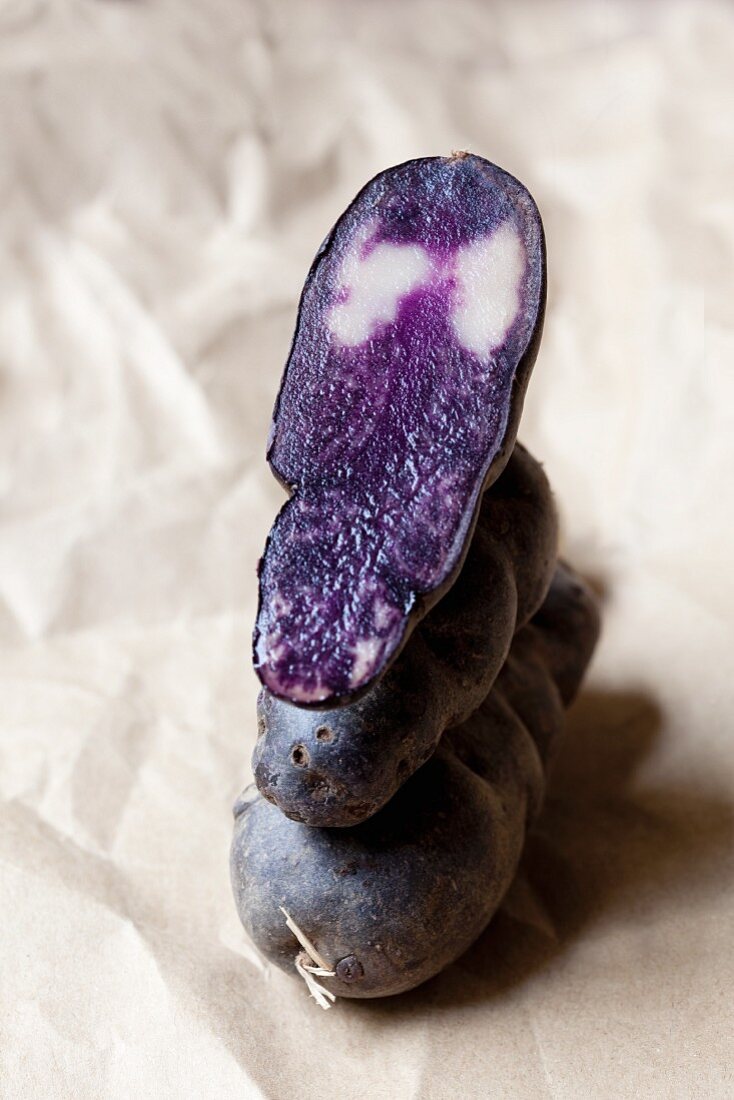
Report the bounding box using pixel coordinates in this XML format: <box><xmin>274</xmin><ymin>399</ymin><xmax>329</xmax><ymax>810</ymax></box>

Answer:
<box><xmin>232</xmin><ymin>564</ymin><xmax>599</xmax><ymax>1000</ymax></box>
<box><xmin>253</xmin><ymin>444</ymin><xmax>558</xmax><ymax>827</ymax></box>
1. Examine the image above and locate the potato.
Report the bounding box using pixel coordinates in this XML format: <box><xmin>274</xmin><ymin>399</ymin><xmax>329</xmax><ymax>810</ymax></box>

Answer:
<box><xmin>254</xmin><ymin>154</ymin><xmax>546</xmax><ymax>707</ymax></box>
<box><xmin>253</xmin><ymin>444</ymin><xmax>558</xmax><ymax>826</ymax></box>
<box><xmin>231</xmin><ymin>563</ymin><xmax>600</xmax><ymax>1001</ymax></box>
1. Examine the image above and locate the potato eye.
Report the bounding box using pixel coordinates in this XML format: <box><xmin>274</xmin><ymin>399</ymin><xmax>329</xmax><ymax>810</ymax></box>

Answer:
<box><xmin>290</xmin><ymin>744</ymin><xmax>310</xmax><ymax>768</ymax></box>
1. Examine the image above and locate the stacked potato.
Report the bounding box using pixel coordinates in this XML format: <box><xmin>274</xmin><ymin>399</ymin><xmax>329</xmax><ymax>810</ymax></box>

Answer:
<box><xmin>230</xmin><ymin>156</ymin><xmax>600</xmax><ymax>1003</ymax></box>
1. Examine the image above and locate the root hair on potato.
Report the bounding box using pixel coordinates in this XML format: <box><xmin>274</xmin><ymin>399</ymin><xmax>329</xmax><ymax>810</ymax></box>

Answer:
<box><xmin>280</xmin><ymin>907</ymin><xmax>338</xmax><ymax>1009</ymax></box>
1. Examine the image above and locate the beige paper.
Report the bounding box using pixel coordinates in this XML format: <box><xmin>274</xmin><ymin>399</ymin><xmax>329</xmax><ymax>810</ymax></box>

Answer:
<box><xmin>1</xmin><ymin>0</ymin><xmax>732</xmax><ymax>1096</ymax></box>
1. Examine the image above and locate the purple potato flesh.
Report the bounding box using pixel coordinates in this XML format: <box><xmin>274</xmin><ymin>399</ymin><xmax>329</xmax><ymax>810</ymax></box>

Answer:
<box><xmin>254</xmin><ymin>154</ymin><xmax>546</xmax><ymax>706</ymax></box>
<box><xmin>253</xmin><ymin>445</ymin><xmax>558</xmax><ymax>827</ymax></box>
<box><xmin>232</xmin><ymin>564</ymin><xmax>600</xmax><ymax>1000</ymax></box>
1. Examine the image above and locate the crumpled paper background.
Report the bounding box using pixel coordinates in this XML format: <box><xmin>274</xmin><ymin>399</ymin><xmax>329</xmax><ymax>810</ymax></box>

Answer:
<box><xmin>1</xmin><ymin>1</ymin><xmax>732</xmax><ymax>1096</ymax></box>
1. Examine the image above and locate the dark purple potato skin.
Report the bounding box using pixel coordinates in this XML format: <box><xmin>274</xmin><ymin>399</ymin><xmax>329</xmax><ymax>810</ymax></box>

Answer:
<box><xmin>254</xmin><ymin>154</ymin><xmax>546</xmax><ymax>706</ymax></box>
<box><xmin>253</xmin><ymin>445</ymin><xmax>558</xmax><ymax>826</ymax></box>
<box><xmin>231</xmin><ymin>565</ymin><xmax>600</xmax><ymax>1000</ymax></box>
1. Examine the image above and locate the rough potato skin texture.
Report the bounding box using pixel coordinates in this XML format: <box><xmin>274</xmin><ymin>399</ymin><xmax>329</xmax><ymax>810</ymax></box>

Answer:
<box><xmin>254</xmin><ymin>154</ymin><xmax>546</xmax><ymax>707</ymax></box>
<box><xmin>231</xmin><ymin>564</ymin><xmax>600</xmax><ymax>999</ymax></box>
<box><xmin>253</xmin><ymin>444</ymin><xmax>558</xmax><ymax>826</ymax></box>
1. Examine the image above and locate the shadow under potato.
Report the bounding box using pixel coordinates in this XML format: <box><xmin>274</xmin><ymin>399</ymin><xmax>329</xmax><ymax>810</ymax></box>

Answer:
<box><xmin>360</xmin><ymin>688</ymin><xmax>734</xmax><ymax>1015</ymax></box>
